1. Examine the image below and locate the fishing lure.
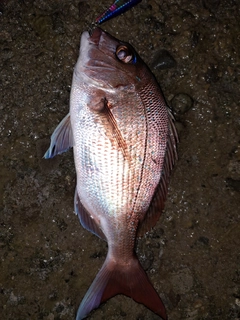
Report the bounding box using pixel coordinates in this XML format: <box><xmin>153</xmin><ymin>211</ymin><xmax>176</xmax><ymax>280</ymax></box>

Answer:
<box><xmin>95</xmin><ymin>0</ymin><xmax>142</xmax><ymax>25</ymax></box>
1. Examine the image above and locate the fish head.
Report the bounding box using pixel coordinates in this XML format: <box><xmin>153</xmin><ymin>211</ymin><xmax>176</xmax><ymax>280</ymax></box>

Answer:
<box><xmin>75</xmin><ymin>27</ymin><xmax>146</xmax><ymax>91</ymax></box>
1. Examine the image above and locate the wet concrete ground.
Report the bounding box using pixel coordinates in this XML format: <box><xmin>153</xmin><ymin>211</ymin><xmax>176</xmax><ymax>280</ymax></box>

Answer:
<box><xmin>0</xmin><ymin>0</ymin><xmax>240</xmax><ymax>319</ymax></box>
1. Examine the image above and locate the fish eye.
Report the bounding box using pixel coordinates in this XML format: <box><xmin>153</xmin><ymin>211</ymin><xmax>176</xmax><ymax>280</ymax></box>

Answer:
<box><xmin>116</xmin><ymin>45</ymin><xmax>137</xmax><ymax>64</ymax></box>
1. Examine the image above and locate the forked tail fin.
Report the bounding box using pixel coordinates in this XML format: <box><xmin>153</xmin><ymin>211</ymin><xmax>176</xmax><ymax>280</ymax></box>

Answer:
<box><xmin>76</xmin><ymin>254</ymin><xmax>167</xmax><ymax>320</ymax></box>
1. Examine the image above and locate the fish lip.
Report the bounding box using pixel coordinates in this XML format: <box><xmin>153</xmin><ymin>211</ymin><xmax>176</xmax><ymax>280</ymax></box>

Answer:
<box><xmin>80</xmin><ymin>30</ymin><xmax>90</xmax><ymax>49</ymax></box>
<box><xmin>88</xmin><ymin>27</ymin><xmax>102</xmax><ymax>46</ymax></box>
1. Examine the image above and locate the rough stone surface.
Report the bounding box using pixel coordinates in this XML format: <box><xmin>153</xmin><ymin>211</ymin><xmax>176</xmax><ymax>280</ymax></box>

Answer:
<box><xmin>0</xmin><ymin>1</ymin><xmax>240</xmax><ymax>319</ymax></box>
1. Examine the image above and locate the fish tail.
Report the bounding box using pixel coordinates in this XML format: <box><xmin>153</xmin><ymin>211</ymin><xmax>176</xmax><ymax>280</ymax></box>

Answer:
<box><xmin>76</xmin><ymin>254</ymin><xmax>167</xmax><ymax>320</ymax></box>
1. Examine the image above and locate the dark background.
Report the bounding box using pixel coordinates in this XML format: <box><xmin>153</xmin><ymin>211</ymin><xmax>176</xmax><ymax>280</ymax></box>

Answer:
<box><xmin>0</xmin><ymin>0</ymin><xmax>239</xmax><ymax>319</ymax></box>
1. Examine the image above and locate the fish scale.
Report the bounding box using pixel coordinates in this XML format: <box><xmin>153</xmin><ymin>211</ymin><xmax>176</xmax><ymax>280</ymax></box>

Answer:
<box><xmin>76</xmin><ymin>99</ymin><xmax>146</xmax><ymax>221</ymax></box>
<box><xmin>44</xmin><ymin>27</ymin><xmax>178</xmax><ymax>320</ymax></box>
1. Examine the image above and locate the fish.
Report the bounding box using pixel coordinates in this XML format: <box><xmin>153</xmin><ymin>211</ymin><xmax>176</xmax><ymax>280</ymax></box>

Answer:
<box><xmin>95</xmin><ymin>0</ymin><xmax>142</xmax><ymax>25</ymax></box>
<box><xmin>44</xmin><ymin>27</ymin><xmax>178</xmax><ymax>319</ymax></box>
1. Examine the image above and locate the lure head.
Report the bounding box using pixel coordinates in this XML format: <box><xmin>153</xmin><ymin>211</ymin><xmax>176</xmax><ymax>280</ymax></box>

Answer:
<box><xmin>95</xmin><ymin>0</ymin><xmax>143</xmax><ymax>25</ymax></box>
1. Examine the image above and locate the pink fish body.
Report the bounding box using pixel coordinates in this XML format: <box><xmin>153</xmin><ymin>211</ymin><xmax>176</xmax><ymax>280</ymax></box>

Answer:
<box><xmin>45</xmin><ymin>27</ymin><xmax>178</xmax><ymax>319</ymax></box>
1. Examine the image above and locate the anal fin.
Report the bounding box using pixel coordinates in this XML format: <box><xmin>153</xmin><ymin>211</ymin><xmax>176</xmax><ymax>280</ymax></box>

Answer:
<box><xmin>74</xmin><ymin>188</ymin><xmax>106</xmax><ymax>241</ymax></box>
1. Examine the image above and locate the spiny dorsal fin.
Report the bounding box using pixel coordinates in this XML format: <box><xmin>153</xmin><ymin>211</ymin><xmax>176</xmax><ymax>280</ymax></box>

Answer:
<box><xmin>137</xmin><ymin>109</ymin><xmax>178</xmax><ymax>236</ymax></box>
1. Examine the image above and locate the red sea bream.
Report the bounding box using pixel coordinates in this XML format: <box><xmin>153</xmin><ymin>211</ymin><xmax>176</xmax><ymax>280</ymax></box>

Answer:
<box><xmin>44</xmin><ymin>27</ymin><xmax>178</xmax><ymax>319</ymax></box>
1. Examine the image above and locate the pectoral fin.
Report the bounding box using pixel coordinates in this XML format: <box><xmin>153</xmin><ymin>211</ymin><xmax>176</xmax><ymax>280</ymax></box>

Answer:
<box><xmin>44</xmin><ymin>113</ymin><xmax>73</xmax><ymax>159</ymax></box>
<box><xmin>93</xmin><ymin>98</ymin><xmax>130</xmax><ymax>161</ymax></box>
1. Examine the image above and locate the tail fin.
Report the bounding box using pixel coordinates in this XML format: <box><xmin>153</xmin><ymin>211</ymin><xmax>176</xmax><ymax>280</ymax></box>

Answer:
<box><xmin>76</xmin><ymin>254</ymin><xmax>167</xmax><ymax>320</ymax></box>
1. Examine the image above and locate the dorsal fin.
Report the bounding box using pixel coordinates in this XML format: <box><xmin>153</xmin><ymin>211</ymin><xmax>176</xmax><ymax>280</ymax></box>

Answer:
<box><xmin>137</xmin><ymin>109</ymin><xmax>178</xmax><ymax>236</ymax></box>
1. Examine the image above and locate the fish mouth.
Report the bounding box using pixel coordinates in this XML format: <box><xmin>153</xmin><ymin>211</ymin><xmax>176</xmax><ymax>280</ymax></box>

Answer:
<box><xmin>78</xmin><ymin>28</ymin><xmax>133</xmax><ymax>90</ymax></box>
<box><xmin>80</xmin><ymin>28</ymin><xmax>102</xmax><ymax>49</ymax></box>
<box><xmin>89</xmin><ymin>27</ymin><xmax>102</xmax><ymax>45</ymax></box>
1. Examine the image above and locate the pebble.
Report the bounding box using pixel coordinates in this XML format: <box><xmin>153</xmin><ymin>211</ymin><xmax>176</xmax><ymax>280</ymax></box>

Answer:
<box><xmin>170</xmin><ymin>268</ymin><xmax>194</xmax><ymax>294</ymax></box>
<box><xmin>203</xmin><ymin>0</ymin><xmax>220</xmax><ymax>11</ymax></box>
<box><xmin>171</xmin><ymin>93</ymin><xmax>193</xmax><ymax>114</ymax></box>
<box><xmin>227</xmin><ymin>159</ymin><xmax>240</xmax><ymax>180</ymax></box>
<box><xmin>235</xmin><ymin>298</ymin><xmax>240</xmax><ymax>307</ymax></box>
<box><xmin>46</xmin><ymin>313</ymin><xmax>54</xmax><ymax>320</ymax></box>
<box><xmin>226</xmin><ymin>178</ymin><xmax>240</xmax><ymax>192</ymax></box>
<box><xmin>151</xmin><ymin>49</ymin><xmax>176</xmax><ymax>70</ymax></box>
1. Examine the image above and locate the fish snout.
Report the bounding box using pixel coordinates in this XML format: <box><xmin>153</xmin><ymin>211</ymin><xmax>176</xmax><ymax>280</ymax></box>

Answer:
<box><xmin>89</xmin><ymin>27</ymin><xmax>102</xmax><ymax>45</ymax></box>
